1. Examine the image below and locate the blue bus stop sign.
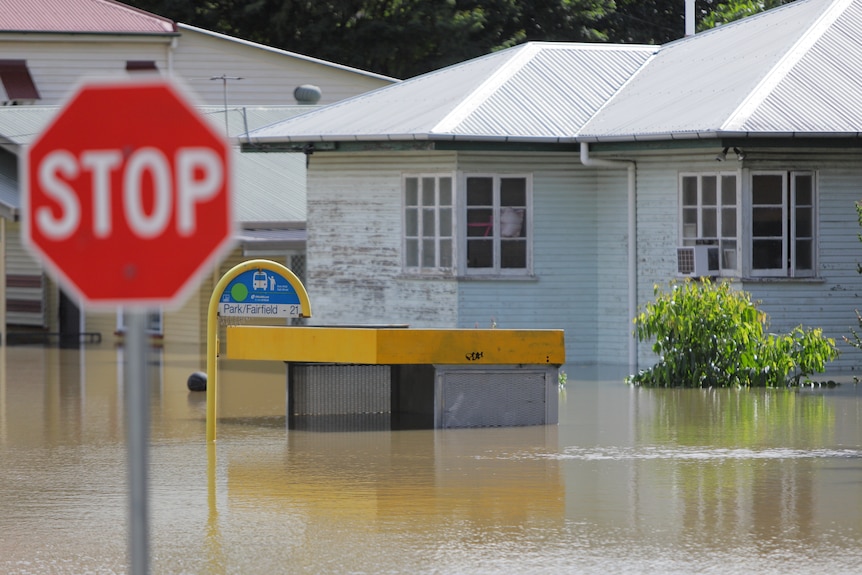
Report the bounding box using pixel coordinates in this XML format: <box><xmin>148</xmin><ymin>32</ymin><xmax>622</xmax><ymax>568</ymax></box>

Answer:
<box><xmin>219</xmin><ymin>268</ymin><xmax>302</xmax><ymax>319</ymax></box>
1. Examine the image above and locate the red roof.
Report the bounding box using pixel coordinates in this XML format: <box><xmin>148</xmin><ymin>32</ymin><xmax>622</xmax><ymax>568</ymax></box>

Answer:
<box><xmin>0</xmin><ymin>0</ymin><xmax>176</xmax><ymax>34</ymax></box>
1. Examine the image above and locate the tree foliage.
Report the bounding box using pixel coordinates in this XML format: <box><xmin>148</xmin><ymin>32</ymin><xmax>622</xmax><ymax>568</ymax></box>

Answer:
<box><xmin>700</xmin><ymin>0</ymin><xmax>796</xmax><ymax>29</ymax></box>
<box><xmin>628</xmin><ymin>279</ymin><xmax>838</xmax><ymax>388</ymax></box>
<box><xmin>126</xmin><ymin>1</ymin><xmax>798</xmax><ymax>78</ymax></box>
<box><xmin>843</xmin><ymin>200</ymin><xmax>862</xmax><ymax>365</ymax></box>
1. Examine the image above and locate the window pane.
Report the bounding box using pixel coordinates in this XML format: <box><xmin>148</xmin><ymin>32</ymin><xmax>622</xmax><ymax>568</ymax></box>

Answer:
<box><xmin>501</xmin><ymin>240</ymin><xmax>526</xmax><ymax>268</ymax></box>
<box><xmin>422</xmin><ymin>209</ymin><xmax>435</xmax><ymax>237</ymax></box>
<box><xmin>682</xmin><ymin>176</ymin><xmax>697</xmax><ymax>206</ymax></box>
<box><xmin>500</xmin><ymin>207</ymin><xmax>525</xmax><ymax>238</ymax></box>
<box><xmin>439</xmin><ymin>177</ymin><xmax>452</xmax><ymax>206</ymax></box>
<box><xmin>422</xmin><ymin>178</ymin><xmax>435</xmax><ymax>206</ymax></box>
<box><xmin>439</xmin><ymin>208</ymin><xmax>452</xmax><ymax>237</ymax></box>
<box><xmin>682</xmin><ymin>208</ymin><xmax>698</xmax><ymax>226</ymax></box>
<box><xmin>795</xmin><ymin>174</ymin><xmax>813</xmax><ymax>205</ymax></box>
<box><xmin>702</xmin><ymin>208</ymin><xmax>717</xmax><ymax>237</ymax></box>
<box><xmin>721</xmin><ymin>176</ymin><xmax>737</xmax><ymax>205</ymax></box>
<box><xmin>422</xmin><ymin>239</ymin><xmax>436</xmax><ymax>267</ymax></box>
<box><xmin>796</xmin><ymin>206</ymin><xmax>812</xmax><ymax>237</ymax></box>
<box><xmin>702</xmin><ymin>176</ymin><xmax>717</xmax><ymax>206</ymax></box>
<box><xmin>500</xmin><ymin>178</ymin><xmax>526</xmax><ymax>206</ymax></box>
<box><xmin>467</xmin><ymin>208</ymin><xmax>493</xmax><ymax>237</ymax></box>
<box><xmin>682</xmin><ymin>208</ymin><xmax>697</xmax><ymax>239</ymax></box>
<box><xmin>721</xmin><ymin>240</ymin><xmax>737</xmax><ymax>270</ymax></box>
<box><xmin>404</xmin><ymin>208</ymin><xmax>418</xmax><ymax>236</ymax></box>
<box><xmin>464</xmin><ymin>174</ymin><xmax>530</xmax><ymax>274</ymax></box>
<box><xmin>752</xmin><ymin>175</ymin><xmax>783</xmax><ymax>204</ymax></box>
<box><xmin>439</xmin><ymin>239</ymin><xmax>452</xmax><ymax>268</ymax></box>
<box><xmin>403</xmin><ymin>174</ymin><xmax>456</xmax><ymax>272</ymax></box>
<box><xmin>721</xmin><ymin>207</ymin><xmax>736</xmax><ymax>236</ymax></box>
<box><xmin>752</xmin><ymin>239</ymin><xmax>783</xmax><ymax>269</ymax></box>
<box><xmin>796</xmin><ymin>239</ymin><xmax>813</xmax><ymax>270</ymax></box>
<box><xmin>467</xmin><ymin>239</ymin><xmax>493</xmax><ymax>268</ymax></box>
<box><xmin>405</xmin><ymin>178</ymin><xmax>418</xmax><ymax>206</ymax></box>
<box><xmin>467</xmin><ymin>177</ymin><xmax>493</xmax><ymax>206</ymax></box>
<box><xmin>753</xmin><ymin>207</ymin><xmax>783</xmax><ymax>237</ymax></box>
<box><xmin>405</xmin><ymin>239</ymin><xmax>418</xmax><ymax>267</ymax></box>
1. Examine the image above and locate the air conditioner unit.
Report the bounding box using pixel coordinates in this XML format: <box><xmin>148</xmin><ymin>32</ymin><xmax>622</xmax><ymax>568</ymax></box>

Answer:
<box><xmin>677</xmin><ymin>245</ymin><xmax>720</xmax><ymax>277</ymax></box>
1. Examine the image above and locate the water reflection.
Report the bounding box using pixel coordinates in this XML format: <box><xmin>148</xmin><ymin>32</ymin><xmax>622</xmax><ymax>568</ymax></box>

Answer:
<box><xmin>1</xmin><ymin>349</ymin><xmax>861</xmax><ymax>574</ymax></box>
<box><xmin>227</xmin><ymin>425</ymin><xmax>563</xmax><ymax>523</ymax></box>
<box><xmin>629</xmin><ymin>386</ymin><xmax>852</xmax><ymax>551</ymax></box>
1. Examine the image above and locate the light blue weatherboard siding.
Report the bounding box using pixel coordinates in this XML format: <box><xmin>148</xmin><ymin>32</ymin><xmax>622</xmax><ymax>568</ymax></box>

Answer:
<box><xmin>631</xmin><ymin>149</ymin><xmax>862</xmax><ymax>372</ymax></box>
<box><xmin>455</xmin><ymin>152</ymin><xmax>630</xmax><ymax>365</ymax></box>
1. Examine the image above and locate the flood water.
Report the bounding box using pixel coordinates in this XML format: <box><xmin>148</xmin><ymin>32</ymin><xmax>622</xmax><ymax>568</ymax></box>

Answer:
<box><xmin>1</xmin><ymin>343</ymin><xmax>862</xmax><ymax>574</ymax></box>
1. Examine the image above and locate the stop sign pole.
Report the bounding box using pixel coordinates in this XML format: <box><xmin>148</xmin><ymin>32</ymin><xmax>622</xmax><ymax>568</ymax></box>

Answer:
<box><xmin>23</xmin><ymin>78</ymin><xmax>235</xmax><ymax>575</ymax></box>
<box><xmin>125</xmin><ymin>308</ymin><xmax>150</xmax><ymax>575</ymax></box>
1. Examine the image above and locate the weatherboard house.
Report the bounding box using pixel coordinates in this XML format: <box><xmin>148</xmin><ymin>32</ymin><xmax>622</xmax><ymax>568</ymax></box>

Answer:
<box><xmin>244</xmin><ymin>0</ymin><xmax>862</xmax><ymax>371</ymax></box>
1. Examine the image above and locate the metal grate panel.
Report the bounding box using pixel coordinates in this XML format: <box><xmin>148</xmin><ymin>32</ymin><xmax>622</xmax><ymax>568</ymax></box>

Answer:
<box><xmin>292</xmin><ymin>364</ymin><xmax>390</xmax><ymax>415</ymax></box>
<box><xmin>677</xmin><ymin>246</ymin><xmax>695</xmax><ymax>275</ymax></box>
<box><xmin>439</xmin><ymin>369</ymin><xmax>548</xmax><ymax>428</ymax></box>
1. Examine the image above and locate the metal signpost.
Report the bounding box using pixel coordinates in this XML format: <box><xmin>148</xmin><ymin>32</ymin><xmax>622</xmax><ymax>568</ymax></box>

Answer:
<box><xmin>205</xmin><ymin>259</ymin><xmax>312</xmax><ymax>443</ymax></box>
<box><xmin>23</xmin><ymin>78</ymin><xmax>234</xmax><ymax>575</ymax></box>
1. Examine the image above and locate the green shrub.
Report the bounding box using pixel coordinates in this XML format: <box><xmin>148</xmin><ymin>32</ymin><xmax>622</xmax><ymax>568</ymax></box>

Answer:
<box><xmin>627</xmin><ymin>279</ymin><xmax>839</xmax><ymax>387</ymax></box>
<box><xmin>843</xmin><ymin>201</ymin><xmax>862</xmax><ymax>372</ymax></box>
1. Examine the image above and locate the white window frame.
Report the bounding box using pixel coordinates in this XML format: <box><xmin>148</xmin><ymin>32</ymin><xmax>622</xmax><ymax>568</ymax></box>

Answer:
<box><xmin>678</xmin><ymin>171</ymin><xmax>740</xmax><ymax>276</ymax></box>
<box><xmin>401</xmin><ymin>173</ymin><xmax>455</xmax><ymax>274</ymax></box>
<box><xmin>748</xmin><ymin>170</ymin><xmax>816</xmax><ymax>278</ymax></box>
<box><xmin>460</xmin><ymin>173</ymin><xmax>532</xmax><ymax>277</ymax></box>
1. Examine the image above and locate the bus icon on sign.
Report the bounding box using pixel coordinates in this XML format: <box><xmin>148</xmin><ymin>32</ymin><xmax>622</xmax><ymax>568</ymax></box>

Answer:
<box><xmin>252</xmin><ymin>271</ymin><xmax>268</xmax><ymax>290</ymax></box>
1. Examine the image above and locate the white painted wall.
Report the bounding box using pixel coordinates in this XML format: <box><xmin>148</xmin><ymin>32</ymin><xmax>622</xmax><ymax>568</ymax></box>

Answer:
<box><xmin>0</xmin><ymin>37</ymin><xmax>171</xmax><ymax>104</ymax></box>
<box><xmin>171</xmin><ymin>26</ymin><xmax>393</xmax><ymax>106</ymax></box>
<box><xmin>305</xmin><ymin>151</ymin><xmax>460</xmax><ymax>328</ymax></box>
<box><xmin>0</xmin><ymin>27</ymin><xmax>393</xmax><ymax>107</ymax></box>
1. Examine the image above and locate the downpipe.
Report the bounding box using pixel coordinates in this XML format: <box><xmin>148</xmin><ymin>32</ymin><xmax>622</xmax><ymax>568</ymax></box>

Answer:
<box><xmin>579</xmin><ymin>142</ymin><xmax>638</xmax><ymax>371</ymax></box>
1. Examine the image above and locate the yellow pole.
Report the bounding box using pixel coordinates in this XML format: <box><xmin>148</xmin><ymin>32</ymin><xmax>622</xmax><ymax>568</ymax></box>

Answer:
<box><xmin>205</xmin><ymin>259</ymin><xmax>312</xmax><ymax>442</ymax></box>
<box><xmin>205</xmin><ymin>284</ymin><xmax>220</xmax><ymax>443</ymax></box>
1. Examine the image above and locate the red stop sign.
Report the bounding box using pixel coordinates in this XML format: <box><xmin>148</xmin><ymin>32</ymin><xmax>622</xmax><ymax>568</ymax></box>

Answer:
<box><xmin>23</xmin><ymin>78</ymin><xmax>235</xmax><ymax>308</ymax></box>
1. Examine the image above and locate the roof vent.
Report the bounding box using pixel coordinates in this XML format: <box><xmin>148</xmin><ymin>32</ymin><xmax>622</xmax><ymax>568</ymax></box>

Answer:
<box><xmin>294</xmin><ymin>84</ymin><xmax>321</xmax><ymax>105</ymax></box>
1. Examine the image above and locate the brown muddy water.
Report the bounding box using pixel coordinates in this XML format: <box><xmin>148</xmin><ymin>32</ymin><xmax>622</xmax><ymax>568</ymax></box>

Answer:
<box><xmin>1</xmin><ymin>343</ymin><xmax>862</xmax><ymax>574</ymax></box>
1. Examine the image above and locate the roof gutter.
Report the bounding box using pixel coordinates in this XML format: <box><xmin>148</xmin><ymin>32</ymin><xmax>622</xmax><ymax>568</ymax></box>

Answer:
<box><xmin>579</xmin><ymin>142</ymin><xmax>638</xmax><ymax>371</ymax></box>
<box><xmin>578</xmin><ymin>130</ymin><xmax>862</xmax><ymax>143</ymax></box>
<box><xmin>245</xmin><ymin>132</ymin><xmax>580</xmax><ymax>146</ymax></box>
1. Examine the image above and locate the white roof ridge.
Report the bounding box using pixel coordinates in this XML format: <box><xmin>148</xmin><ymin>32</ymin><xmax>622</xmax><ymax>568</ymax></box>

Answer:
<box><xmin>722</xmin><ymin>0</ymin><xmax>852</xmax><ymax>131</ymax></box>
<box><xmin>432</xmin><ymin>43</ymin><xmax>542</xmax><ymax>134</ymax></box>
<box><xmin>576</xmin><ymin>48</ymin><xmax>660</xmax><ymax>136</ymax></box>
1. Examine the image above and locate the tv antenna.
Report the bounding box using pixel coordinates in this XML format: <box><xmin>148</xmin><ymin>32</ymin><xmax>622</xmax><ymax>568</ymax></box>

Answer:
<box><xmin>210</xmin><ymin>75</ymin><xmax>243</xmax><ymax>136</ymax></box>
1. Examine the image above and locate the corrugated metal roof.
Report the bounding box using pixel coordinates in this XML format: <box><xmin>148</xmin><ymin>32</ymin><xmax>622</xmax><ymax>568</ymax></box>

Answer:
<box><xmin>0</xmin><ymin>0</ymin><xmax>176</xmax><ymax>34</ymax></box>
<box><xmin>447</xmin><ymin>44</ymin><xmax>655</xmax><ymax>140</ymax></box>
<box><xmin>0</xmin><ymin>104</ymin><xmax>309</xmax><ymax>223</ymax></box>
<box><xmin>248</xmin><ymin>0</ymin><xmax>862</xmax><ymax>145</ymax></box>
<box><xmin>580</xmin><ymin>0</ymin><xmax>862</xmax><ymax>140</ymax></box>
<box><xmin>731</xmin><ymin>0</ymin><xmax>862</xmax><ymax>134</ymax></box>
<box><xmin>247</xmin><ymin>47</ymin><xmax>524</xmax><ymax>142</ymax></box>
<box><xmin>0</xmin><ymin>106</ymin><xmax>56</xmax><ymax>148</ymax></box>
<box><xmin>201</xmin><ymin>105</ymin><xmax>310</xmax><ymax>224</ymax></box>
<box><xmin>245</xmin><ymin>42</ymin><xmax>656</xmax><ymax>144</ymax></box>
